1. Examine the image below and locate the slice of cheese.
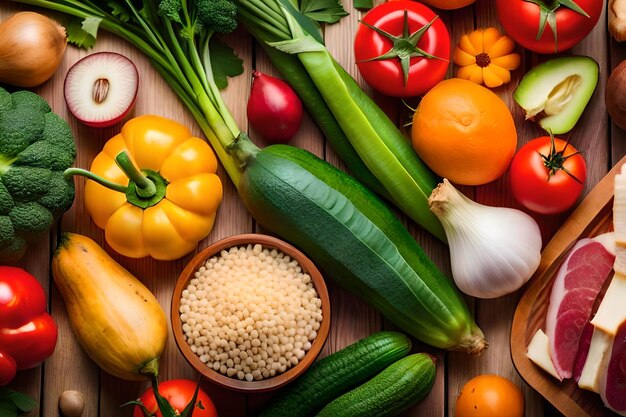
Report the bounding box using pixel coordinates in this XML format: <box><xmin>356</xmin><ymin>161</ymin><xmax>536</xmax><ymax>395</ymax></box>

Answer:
<box><xmin>577</xmin><ymin>328</ymin><xmax>612</xmax><ymax>393</ymax></box>
<box><xmin>591</xmin><ymin>272</ymin><xmax>626</xmax><ymax>335</ymax></box>
<box><xmin>526</xmin><ymin>329</ymin><xmax>560</xmax><ymax>380</ymax></box>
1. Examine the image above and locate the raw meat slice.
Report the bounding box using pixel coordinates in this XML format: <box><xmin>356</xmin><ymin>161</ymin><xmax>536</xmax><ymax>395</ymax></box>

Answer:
<box><xmin>545</xmin><ymin>238</ymin><xmax>615</xmax><ymax>379</ymax></box>
<box><xmin>573</xmin><ymin>322</ymin><xmax>595</xmax><ymax>382</ymax></box>
<box><xmin>600</xmin><ymin>320</ymin><xmax>626</xmax><ymax>416</ymax></box>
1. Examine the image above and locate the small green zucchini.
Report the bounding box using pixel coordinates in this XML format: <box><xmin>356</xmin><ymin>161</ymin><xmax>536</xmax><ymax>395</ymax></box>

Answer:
<box><xmin>234</xmin><ymin>137</ymin><xmax>486</xmax><ymax>354</ymax></box>
<box><xmin>315</xmin><ymin>353</ymin><xmax>436</xmax><ymax>417</ymax></box>
<box><xmin>259</xmin><ymin>331</ymin><xmax>411</xmax><ymax>417</ymax></box>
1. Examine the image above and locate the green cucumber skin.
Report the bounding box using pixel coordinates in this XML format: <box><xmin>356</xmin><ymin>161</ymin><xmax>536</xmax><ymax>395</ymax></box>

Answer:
<box><xmin>239</xmin><ymin>145</ymin><xmax>478</xmax><ymax>349</ymax></box>
<box><xmin>259</xmin><ymin>332</ymin><xmax>411</xmax><ymax>417</ymax></box>
<box><xmin>315</xmin><ymin>353</ymin><xmax>436</xmax><ymax>417</ymax></box>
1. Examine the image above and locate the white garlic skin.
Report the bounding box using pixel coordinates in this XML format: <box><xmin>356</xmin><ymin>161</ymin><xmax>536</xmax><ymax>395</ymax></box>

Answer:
<box><xmin>430</xmin><ymin>180</ymin><xmax>542</xmax><ymax>299</ymax></box>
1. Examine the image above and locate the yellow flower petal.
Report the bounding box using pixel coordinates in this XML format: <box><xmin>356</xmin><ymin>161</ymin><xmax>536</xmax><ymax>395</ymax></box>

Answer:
<box><xmin>458</xmin><ymin>64</ymin><xmax>484</xmax><ymax>85</ymax></box>
<box><xmin>482</xmin><ymin>28</ymin><xmax>501</xmax><ymax>52</ymax></box>
<box><xmin>453</xmin><ymin>47</ymin><xmax>476</xmax><ymax>66</ymax></box>
<box><xmin>482</xmin><ymin>67</ymin><xmax>504</xmax><ymax>88</ymax></box>
<box><xmin>483</xmin><ymin>65</ymin><xmax>511</xmax><ymax>87</ymax></box>
<box><xmin>469</xmin><ymin>29</ymin><xmax>485</xmax><ymax>53</ymax></box>
<box><xmin>491</xmin><ymin>53</ymin><xmax>521</xmax><ymax>70</ymax></box>
<box><xmin>488</xmin><ymin>35</ymin><xmax>516</xmax><ymax>58</ymax></box>
<box><xmin>458</xmin><ymin>34</ymin><xmax>478</xmax><ymax>55</ymax></box>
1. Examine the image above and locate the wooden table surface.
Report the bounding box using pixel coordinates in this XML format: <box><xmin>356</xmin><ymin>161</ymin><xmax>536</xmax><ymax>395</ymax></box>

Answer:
<box><xmin>2</xmin><ymin>0</ymin><xmax>623</xmax><ymax>416</ymax></box>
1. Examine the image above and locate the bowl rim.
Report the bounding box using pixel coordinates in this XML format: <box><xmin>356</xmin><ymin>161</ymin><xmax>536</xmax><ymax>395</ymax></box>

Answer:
<box><xmin>171</xmin><ymin>233</ymin><xmax>331</xmax><ymax>393</ymax></box>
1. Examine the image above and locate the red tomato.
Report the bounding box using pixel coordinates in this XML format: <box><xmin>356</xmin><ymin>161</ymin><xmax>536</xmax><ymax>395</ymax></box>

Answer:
<box><xmin>133</xmin><ymin>380</ymin><xmax>217</xmax><ymax>417</ymax></box>
<box><xmin>509</xmin><ymin>136</ymin><xmax>586</xmax><ymax>215</ymax></box>
<box><xmin>496</xmin><ymin>0</ymin><xmax>603</xmax><ymax>54</ymax></box>
<box><xmin>354</xmin><ymin>0</ymin><xmax>450</xmax><ymax>97</ymax></box>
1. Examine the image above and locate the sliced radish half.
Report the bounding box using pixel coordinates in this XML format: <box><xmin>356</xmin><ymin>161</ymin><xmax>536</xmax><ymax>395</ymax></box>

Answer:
<box><xmin>64</xmin><ymin>52</ymin><xmax>139</xmax><ymax>128</ymax></box>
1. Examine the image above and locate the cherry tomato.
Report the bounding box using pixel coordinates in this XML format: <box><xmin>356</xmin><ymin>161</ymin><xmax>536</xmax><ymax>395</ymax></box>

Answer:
<box><xmin>355</xmin><ymin>0</ymin><xmax>450</xmax><ymax>97</ymax></box>
<box><xmin>455</xmin><ymin>375</ymin><xmax>524</xmax><ymax>417</ymax></box>
<box><xmin>496</xmin><ymin>0</ymin><xmax>603</xmax><ymax>54</ymax></box>
<box><xmin>133</xmin><ymin>380</ymin><xmax>217</xmax><ymax>417</ymax></box>
<box><xmin>509</xmin><ymin>136</ymin><xmax>586</xmax><ymax>215</ymax></box>
<box><xmin>420</xmin><ymin>0</ymin><xmax>475</xmax><ymax>10</ymax></box>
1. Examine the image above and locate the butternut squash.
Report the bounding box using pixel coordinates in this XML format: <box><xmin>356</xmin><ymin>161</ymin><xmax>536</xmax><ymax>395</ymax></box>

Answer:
<box><xmin>51</xmin><ymin>233</ymin><xmax>167</xmax><ymax>380</ymax></box>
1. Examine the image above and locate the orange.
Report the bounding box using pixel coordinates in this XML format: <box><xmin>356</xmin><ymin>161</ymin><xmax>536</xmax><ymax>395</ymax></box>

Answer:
<box><xmin>455</xmin><ymin>374</ymin><xmax>524</xmax><ymax>417</ymax></box>
<box><xmin>411</xmin><ymin>78</ymin><xmax>517</xmax><ymax>185</ymax></box>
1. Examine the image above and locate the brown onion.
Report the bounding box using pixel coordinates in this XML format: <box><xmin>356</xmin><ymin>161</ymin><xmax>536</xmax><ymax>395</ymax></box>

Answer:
<box><xmin>607</xmin><ymin>60</ymin><xmax>626</xmax><ymax>131</ymax></box>
<box><xmin>0</xmin><ymin>12</ymin><xmax>67</xmax><ymax>87</ymax></box>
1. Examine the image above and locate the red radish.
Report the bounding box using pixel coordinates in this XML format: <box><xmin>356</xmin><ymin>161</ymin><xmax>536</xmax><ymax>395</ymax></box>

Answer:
<box><xmin>545</xmin><ymin>238</ymin><xmax>615</xmax><ymax>379</ymax></box>
<box><xmin>247</xmin><ymin>70</ymin><xmax>302</xmax><ymax>143</ymax></box>
<box><xmin>64</xmin><ymin>52</ymin><xmax>138</xmax><ymax>128</ymax></box>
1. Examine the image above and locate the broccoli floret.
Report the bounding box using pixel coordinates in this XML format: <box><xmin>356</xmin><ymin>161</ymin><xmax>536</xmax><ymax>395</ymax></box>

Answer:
<box><xmin>0</xmin><ymin>216</ymin><xmax>15</xmax><ymax>248</ymax></box>
<box><xmin>0</xmin><ymin>89</ymin><xmax>10</xmax><ymax>112</ymax></box>
<box><xmin>197</xmin><ymin>0</ymin><xmax>237</xmax><ymax>34</ymax></box>
<box><xmin>0</xmin><ymin>87</ymin><xmax>76</xmax><ymax>263</ymax></box>
<box><xmin>158</xmin><ymin>0</ymin><xmax>183</xmax><ymax>23</ymax></box>
<box><xmin>42</xmin><ymin>112</ymin><xmax>77</xmax><ymax>156</ymax></box>
<box><xmin>0</xmin><ymin>182</ymin><xmax>13</xmax><ymax>215</ymax></box>
<box><xmin>0</xmin><ymin>235</ymin><xmax>26</xmax><ymax>265</ymax></box>
<box><xmin>38</xmin><ymin>173</ymin><xmax>75</xmax><ymax>216</ymax></box>
<box><xmin>10</xmin><ymin>203</ymin><xmax>53</xmax><ymax>238</ymax></box>
<box><xmin>159</xmin><ymin>0</ymin><xmax>237</xmax><ymax>34</ymax></box>
<box><xmin>10</xmin><ymin>90</ymin><xmax>51</xmax><ymax>113</ymax></box>
<box><xmin>3</xmin><ymin>167</ymin><xmax>51</xmax><ymax>202</ymax></box>
<box><xmin>0</xmin><ymin>107</ymin><xmax>46</xmax><ymax>157</ymax></box>
<box><xmin>15</xmin><ymin>140</ymin><xmax>75</xmax><ymax>171</ymax></box>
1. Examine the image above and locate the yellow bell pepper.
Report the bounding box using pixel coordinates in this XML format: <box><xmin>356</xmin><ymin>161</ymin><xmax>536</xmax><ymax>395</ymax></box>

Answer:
<box><xmin>66</xmin><ymin>115</ymin><xmax>223</xmax><ymax>260</ymax></box>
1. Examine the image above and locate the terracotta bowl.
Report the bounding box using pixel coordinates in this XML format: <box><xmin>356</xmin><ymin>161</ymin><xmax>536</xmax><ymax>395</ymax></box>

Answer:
<box><xmin>172</xmin><ymin>233</ymin><xmax>331</xmax><ymax>393</ymax></box>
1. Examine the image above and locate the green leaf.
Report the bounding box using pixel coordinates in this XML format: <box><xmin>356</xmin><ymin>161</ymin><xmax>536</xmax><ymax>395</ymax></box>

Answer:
<box><xmin>81</xmin><ymin>17</ymin><xmax>102</xmax><ymax>39</ymax></box>
<box><xmin>62</xmin><ymin>16</ymin><xmax>100</xmax><ymax>49</ymax></box>
<box><xmin>300</xmin><ymin>0</ymin><xmax>348</xmax><ymax>24</ymax></box>
<box><xmin>107</xmin><ymin>1</ymin><xmax>131</xmax><ymax>22</ymax></box>
<box><xmin>8</xmin><ymin>391</ymin><xmax>36</xmax><ymax>413</ymax></box>
<box><xmin>353</xmin><ymin>0</ymin><xmax>373</xmax><ymax>10</ymax></box>
<box><xmin>209</xmin><ymin>37</ymin><xmax>244</xmax><ymax>90</ymax></box>
<box><xmin>0</xmin><ymin>401</ymin><xmax>18</xmax><ymax>417</ymax></box>
<box><xmin>277</xmin><ymin>0</ymin><xmax>325</xmax><ymax>44</ymax></box>
<box><xmin>0</xmin><ymin>388</ymin><xmax>37</xmax><ymax>416</ymax></box>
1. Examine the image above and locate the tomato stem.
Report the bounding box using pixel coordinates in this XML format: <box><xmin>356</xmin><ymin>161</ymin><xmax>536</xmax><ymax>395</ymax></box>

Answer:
<box><xmin>540</xmin><ymin>132</ymin><xmax>583</xmax><ymax>183</ymax></box>
<box><xmin>357</xmin><ymin>11</ymin><xmax>447</xmax><ymax>86</ymax></box>
<box><xmin>525</xmin><ymin>0</ymin><xmax>590</xmax><ymax>52</ymax></box>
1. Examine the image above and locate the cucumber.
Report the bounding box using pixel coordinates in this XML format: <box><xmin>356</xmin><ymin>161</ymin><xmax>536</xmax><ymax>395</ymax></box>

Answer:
<box><xmin>259</xmin><ymin>332</ymin><xmax>411</xmax><ymax>417</ymax></box>
<box><xmin>235</xmin><ymin>138</ymin><xmax>486</xmax><ymax>354</ymax></box>
<box><xmin>315</xmin><ymin>353</ymin><xmax>436</xmax><ymax>417</ymax></box>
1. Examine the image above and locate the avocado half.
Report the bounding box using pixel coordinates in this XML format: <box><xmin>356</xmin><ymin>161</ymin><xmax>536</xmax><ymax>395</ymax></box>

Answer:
<box><xmin>514</xmin><ymin>56</ymin><xmax>599</xmax><ymax>135</ymax></box>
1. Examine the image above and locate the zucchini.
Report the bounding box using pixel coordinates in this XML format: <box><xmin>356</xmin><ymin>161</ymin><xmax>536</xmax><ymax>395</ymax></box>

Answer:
<box><xmin>260</xmin><ymin>331</ymin><xmax>411</xmax><ymax>417</ymax></box>
<box><xmin>315</xmin><ymin>353</ymin><xmax>436</xmax><ymax>417</ymax></box>
<box><xmin>233</xmin><ymin>136</ymin><xmax>486</xmax><ymax>354</ymax></box>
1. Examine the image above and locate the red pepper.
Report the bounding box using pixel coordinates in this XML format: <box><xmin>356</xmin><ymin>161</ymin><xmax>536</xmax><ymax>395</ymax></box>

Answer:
<box><xmin>0</xmin><ymin>266</ymin><xmax>57</xmax><ymax>386</ymax></box>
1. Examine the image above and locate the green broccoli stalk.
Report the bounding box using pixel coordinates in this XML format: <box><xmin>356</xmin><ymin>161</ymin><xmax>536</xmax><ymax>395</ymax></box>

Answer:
<box><xmin>0</xmin><ymin>88</ymin><xmax>76</xmax><ymax>264</ymax></box>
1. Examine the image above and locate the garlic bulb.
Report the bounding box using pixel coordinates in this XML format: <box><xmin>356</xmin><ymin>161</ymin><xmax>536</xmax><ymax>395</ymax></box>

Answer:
<box><xmin>429</xmin><ymin>179</ymin><xmax>542</xmax><ymax>299</ymax></box>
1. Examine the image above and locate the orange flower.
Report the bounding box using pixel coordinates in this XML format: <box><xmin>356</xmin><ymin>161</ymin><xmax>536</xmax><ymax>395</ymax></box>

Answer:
<box><xmin>453</xmin><ymin>27</ymin><xmax>521</xmax><ymax>88</ymax></box>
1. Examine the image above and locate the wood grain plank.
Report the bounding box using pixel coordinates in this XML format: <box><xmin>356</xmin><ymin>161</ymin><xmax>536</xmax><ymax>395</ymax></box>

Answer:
<box><xmin>446</xmin><ymin>1</ymin><xmax>554</xmax><ymax>417</ymax></box>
